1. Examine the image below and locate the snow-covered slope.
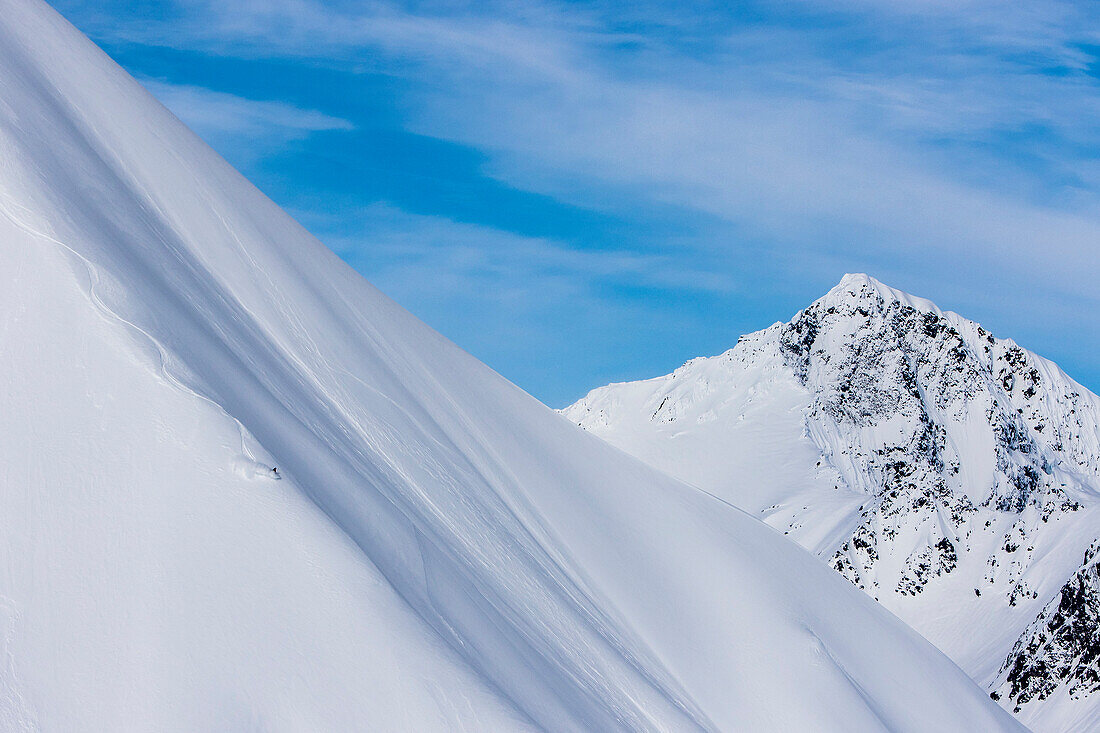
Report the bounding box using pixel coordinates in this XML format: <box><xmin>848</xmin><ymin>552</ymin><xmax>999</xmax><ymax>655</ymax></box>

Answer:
<box><xmin>0</xmin><ymin>1</ymin><xmax>1024</xmax><ymax>731</ymax></box>
<box><xmin>564</xmin><ymin>273</ymin><xmax>1100</xmax><ymax>732</ymax></box>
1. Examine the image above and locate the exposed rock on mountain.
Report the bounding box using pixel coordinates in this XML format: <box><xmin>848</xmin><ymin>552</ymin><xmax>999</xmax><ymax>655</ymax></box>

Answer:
<box><xmin>993</xmin><ymin>541</ymin><xmax>1100</xmax><ymax>715</ymax></box>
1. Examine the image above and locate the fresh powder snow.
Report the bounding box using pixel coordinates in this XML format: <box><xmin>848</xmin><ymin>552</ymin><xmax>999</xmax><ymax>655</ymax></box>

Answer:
<box><xmin>0</xmin><ymin>0</ymin><xmax>1026</xmax><ymax>730</ymax></box>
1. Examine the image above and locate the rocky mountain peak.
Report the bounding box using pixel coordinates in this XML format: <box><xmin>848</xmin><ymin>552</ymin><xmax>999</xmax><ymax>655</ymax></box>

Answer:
<box><xmin>564</xmin><ymin>275</ymin><xmax>1100</xmax><ymax>729</ymax></box>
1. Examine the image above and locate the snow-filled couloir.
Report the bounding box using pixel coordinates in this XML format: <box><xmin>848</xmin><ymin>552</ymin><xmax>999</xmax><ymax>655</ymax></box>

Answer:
<box><xmin>564</xmin><ymin>273</ymin><xmax>1100</xmax><ymax>732</ymax></box>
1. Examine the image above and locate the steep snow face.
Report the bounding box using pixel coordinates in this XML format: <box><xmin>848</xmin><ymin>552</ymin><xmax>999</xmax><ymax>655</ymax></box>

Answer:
<box><xmin>565</xmin><ymin>273</ymin><xmax>1100</xmax><ymax>731</ymax></box>
<box><xmin>0</xmin><ymin>1</ymin><xmax>1024</xmax><ymax>731</ymax></box>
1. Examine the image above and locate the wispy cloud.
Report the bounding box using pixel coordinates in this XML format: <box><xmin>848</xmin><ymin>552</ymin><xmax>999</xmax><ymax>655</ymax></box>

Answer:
<box><xmin>373</xmin><ymin>3</ymin><xmax>1100</xmax><ymax>294</ymax></box>
<box><xmin>139</xmin><ymin>79</ymin><xmax>352</xmax><ymax>159</ymax></box>
<box><xmin>299</xmin><ymin>202</ymin><xmax>730</xmax><ymax>397</ymax></box>
<box><xmin>312</xmin><ymin>201</ymin><xmax>733</xmax><ymax>308</ymax></box>
<box><xmin>114</xmin><ymin>2</ymin><xmax>1100</xmax><ymax>278</ymax></box>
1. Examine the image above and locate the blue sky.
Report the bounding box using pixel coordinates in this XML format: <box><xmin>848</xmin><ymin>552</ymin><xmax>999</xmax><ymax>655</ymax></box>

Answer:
<box><xmin>52</xmin><ymin>0</ymin><xmax>1100</xmax><ymax>406</ymax></box>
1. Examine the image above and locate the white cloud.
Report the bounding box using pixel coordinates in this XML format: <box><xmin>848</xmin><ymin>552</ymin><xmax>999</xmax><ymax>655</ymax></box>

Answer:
<box><xmin>139</xmin><ymin>79</ymin><xmax>352</xmax><ymax>156</ymax></box>
<box><xmin>315</xmin><ymin>202</ymin><xmax>732</xmax><ymax>302</ymax></box>
<box><xmin>119</xmin><ymin>2</ymin><xmax>1100</xmax><ymax>290</ymax></box>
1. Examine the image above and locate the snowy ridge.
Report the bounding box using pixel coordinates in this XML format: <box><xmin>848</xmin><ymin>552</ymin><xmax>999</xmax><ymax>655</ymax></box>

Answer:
<box><xmin>565</xmin><ymin>274</ymin><xmax>1100</xmax><ymax>731</ymax></box>
<box><xmin>0</xmin><ymin>1</ymin><xmax>1024</xmax><ymax>730</ymax></box>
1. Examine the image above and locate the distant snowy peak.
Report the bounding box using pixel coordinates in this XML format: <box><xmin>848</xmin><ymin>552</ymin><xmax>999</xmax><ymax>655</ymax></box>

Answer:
<box><xmin>571</xmin><ymin>273</ymin><xmax>1100</xmax><ymax>495</ymax></box>
<box><xmin>782</xmin><ymin>273</ymin><xmax>1095</xmax><ymax>509</ymax></box>
<box><xmin>564</xmin><ymin>274</ymin><xmax>1100</xmax><ymax>731</ymax></box>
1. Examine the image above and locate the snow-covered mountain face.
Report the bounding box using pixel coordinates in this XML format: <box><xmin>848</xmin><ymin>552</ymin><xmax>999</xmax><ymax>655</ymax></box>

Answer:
<box><xmin>564</xmin><ymin>273</ymin><xmax>1100</xmax><ymax>732</ymax></box>
<box><xmin>0</xmin><ymin>1</ymin><xmax>1025</xmax><ymax>731</ymax></box>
